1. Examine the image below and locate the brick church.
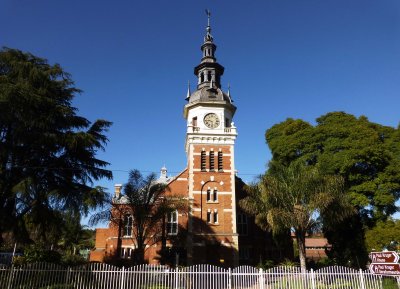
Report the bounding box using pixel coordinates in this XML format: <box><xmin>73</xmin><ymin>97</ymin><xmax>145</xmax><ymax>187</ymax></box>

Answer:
<box><xmin>90</xmin><ymin>15</ymin><xmax>291</xmax><ymax>267</ymax></box>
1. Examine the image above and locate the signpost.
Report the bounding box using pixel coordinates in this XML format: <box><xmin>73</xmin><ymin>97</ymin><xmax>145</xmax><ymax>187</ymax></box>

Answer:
<box><xmin>369</xmin><ymin>251</ymin><xmax>400</xmax><ymax>276</ymax></box>
<box><xmin>369</xmin><ymin>263</ymin><xmax>400</xmax><ymax>276</ymax></box>
<box><xmin>370</xmin><ymin>251</ymin><xmax>399</xmax><ymax>263</ymax></box>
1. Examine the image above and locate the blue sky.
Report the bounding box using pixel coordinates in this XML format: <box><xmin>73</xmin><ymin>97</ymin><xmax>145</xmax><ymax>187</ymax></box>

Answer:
<box><xmin>1</xmin><ymin>0</ymin><xmax>400</xmax><ymax>219</ymax></box>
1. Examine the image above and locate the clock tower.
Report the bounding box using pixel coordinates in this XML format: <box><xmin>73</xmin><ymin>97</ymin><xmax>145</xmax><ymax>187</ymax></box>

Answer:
<box><xmin>184</xmin><ymin>13</ymin><xmax>239</xmax><ymax>266</ymax></box>
<box><xmin>90</xmin><ymin>12</ymin><xmax>293</xmax><ymax>267</ymax></box>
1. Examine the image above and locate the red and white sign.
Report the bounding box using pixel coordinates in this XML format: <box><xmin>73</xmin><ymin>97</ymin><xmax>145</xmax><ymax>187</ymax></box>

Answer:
<box><xmin>370</xmin><ymin>251</ymin><xmax>399</xmax><ymax>263</ymax></box>
<box><xmin>369</xmin><ymin>251</ymin><xmax>400</xmax><ymax>276</ymax></box>
<box><xmin>369</xmin><ymin>263</ymin><xmax>400</xmax><ymax>276</ymax></box>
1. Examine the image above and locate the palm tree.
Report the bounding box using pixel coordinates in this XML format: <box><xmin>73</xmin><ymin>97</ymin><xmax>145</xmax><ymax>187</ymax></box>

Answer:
<box><xmin>240</xmin><ymin>162</ymin><xmax>354</xmax><ymax>271</ymax></box>
<box><xmin>90</xmin><ymin>169</ymin><xmax>188</xmax><ymax>264</ymax></box>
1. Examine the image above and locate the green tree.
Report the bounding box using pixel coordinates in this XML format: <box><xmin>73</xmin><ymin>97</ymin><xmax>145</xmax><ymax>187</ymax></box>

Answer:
<box><xmin>265</xmin><ymin>112</ymin><xmax>400</xmax><ymax>267</ymax></box>
<box><xmin>58</xmin><ymin>211</ymin><xmax>95</xmax><ymax>254</ymax></box>
<box><xmin>365</xmin><ymin>219</ymin><xmax>400</xmax><ymax>252</ymax></box>
<box><xmin>240</xmin><ymin>162</ymin><xmax>353</xmax><ymax>271</ymax></box>
<box><xmin>90</xmin><ymin>170</ymin><xmax>188</xmax><ymax>264</ymax></box>
<box><xmin>0</xmin><ymin>48</ymin><xmax>112</xmax><ymax>245</ymax></box>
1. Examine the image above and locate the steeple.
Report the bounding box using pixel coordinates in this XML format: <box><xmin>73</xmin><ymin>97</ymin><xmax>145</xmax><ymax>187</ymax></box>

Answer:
<box><xmin>194</xmin><ymin>10</ymin><xmax>225</xmax><ymax>90</ymax></box>
<box><xmin>184</xmin><ymin>10</ymin><xmax>236</xmax><ymax>119</ymax></box>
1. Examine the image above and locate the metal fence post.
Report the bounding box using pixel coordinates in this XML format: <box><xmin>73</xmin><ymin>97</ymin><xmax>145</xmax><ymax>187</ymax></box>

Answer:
<box><xmin>310</xmin><ymin>268</ymin><xmax>316</xmax><ymax>289</ymax></box>
<box><xmin>228</xmin><ymin>268</ymin><xmax>232</xmax><ymax>289</ymax></box>
<box><xmin>6</xmin><ymin>265</ymin><xmax>14</xmax><ymax>289</ymax></box>
<box><xmin>359</xmin><ymin>269</ymin><xmax>365</xmax><ymax>289</ymax></box>
<box><xmin>65</xmin><ymin>267</ymin><xmax>71</xmax><ymax>287</ymax></box>
<box><xmin>120</xmin><ymin>266</ymin><xmax>125</xmax><ymax>289</ymax></box>
<box><xmin>259</xmin><ymin>268</ymin><xmax>264</xmax><ymax>289</ymax></box>
<box><xmin>174</xmin><ymin>267</ymin><xmax>179</xmax><ymax>289</ymax></box>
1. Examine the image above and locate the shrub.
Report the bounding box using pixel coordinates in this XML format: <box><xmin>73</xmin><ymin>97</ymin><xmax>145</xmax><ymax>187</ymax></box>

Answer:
<box><xmin>23</xmin><ymin>245</ymin><xmax>61</xmax><ymax>264</ymax></box>
<box><xmin>257</xmin><ymin>259</ymin><xmax>275</xmax><ymax>269</ymax></box>
<box><xmin>12</xmin><ymin>255</ymin><xmax>27</xmax><ymax>266</ymax></box>
<box><xmin>279</xmin><ymin>258</ymin><xmax>299</xmax><ymax>267</ymax></box>
<box><xmin>61</xmin><ymin>254</ymin><xmax>87</xmax><ymax>266</ymax></box>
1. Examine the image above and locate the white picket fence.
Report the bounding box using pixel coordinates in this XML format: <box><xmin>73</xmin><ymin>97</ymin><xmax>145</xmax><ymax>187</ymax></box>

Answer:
<box><xmin>0</xmin><ymin>263</ymin><xmax>399</xmax><ymax>289</ymax></box>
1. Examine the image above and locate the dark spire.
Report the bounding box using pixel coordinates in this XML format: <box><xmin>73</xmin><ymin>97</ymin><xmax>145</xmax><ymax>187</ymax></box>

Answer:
<box><xmin>194</xmin><ymin>10</ymin><xmax>224</xmax><ymax>90</ymax></box>
<box><xmin>204</xmin><ymin>9</ymin><xmax>213</xmax><ymax>42</ymax></box>
<box><xmin>184</xmin><ymin>11</ymin><xmax>236</xmax><ymax>114</ymax></box>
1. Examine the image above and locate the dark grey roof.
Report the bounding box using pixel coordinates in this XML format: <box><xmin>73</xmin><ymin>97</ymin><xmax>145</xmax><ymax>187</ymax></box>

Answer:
<box><xmin>187</xmin><ymin>86</ymin><xmax>233</xmax><ymax>104</ymax></box>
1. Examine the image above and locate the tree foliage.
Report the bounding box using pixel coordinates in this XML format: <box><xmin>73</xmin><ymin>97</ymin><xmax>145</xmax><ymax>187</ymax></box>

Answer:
<box><xmin>240</xmin><ymin>162</ymin><xmax>352</xmax><ymax>270</ymax></box>
<box><xmin>265</xmin><ymin>112</ymin><xmax>400</xmax><ymax>267</ymax></box>
<box><xmin>0</xmin><ymin>48</ymin><xmax>112</xmax><ymax>245</ymax></box>
<box><xmin>89</xmin><ymin>169</ymin><xmax>188</xmax><ymax>264</ymax></box>
<box><xmin>365</xmin><ymin>219</ymin><xmax>400</xmax><ymax>252</ymax></box>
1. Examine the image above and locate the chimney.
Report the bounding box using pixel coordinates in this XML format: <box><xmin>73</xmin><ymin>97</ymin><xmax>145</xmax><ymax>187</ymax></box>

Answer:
<box><xmin>114</xmin><ymin>184</ymin><xmax>122</xmax><ymax>198</ymax></box>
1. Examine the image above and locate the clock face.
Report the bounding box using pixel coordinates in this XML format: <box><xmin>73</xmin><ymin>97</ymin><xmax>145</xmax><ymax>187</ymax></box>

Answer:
<box><xmin>204</xmin><ymin>113</ymin><xmax>220</xmax><ymax>129</ymax></box>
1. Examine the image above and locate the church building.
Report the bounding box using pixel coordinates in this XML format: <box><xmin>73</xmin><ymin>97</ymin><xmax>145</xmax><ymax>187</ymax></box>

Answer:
<box><xmin>90</xmin><ymin>15</ymin><xmax>290</xmax><ymax>267</ymax></box>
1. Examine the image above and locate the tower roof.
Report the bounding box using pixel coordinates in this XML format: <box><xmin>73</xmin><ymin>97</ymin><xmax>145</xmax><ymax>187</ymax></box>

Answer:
<box><xmin>187</xmin><ymin>86</ymin><xmax>232</xmax><ymax>104</ymax></box>
<box><xmin>186</xmin><ymin>10</ymin><xmax>234</xmax><ymax>108</ymax></box>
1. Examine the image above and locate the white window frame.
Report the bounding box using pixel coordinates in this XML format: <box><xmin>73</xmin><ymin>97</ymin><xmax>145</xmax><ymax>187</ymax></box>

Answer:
<box><xmin>123</xmin><ymin>215</ymin><xmax>133</xmax><ymax>237</ymax></box>
<box><xmin>120</xmin><ymin>247</ymin><xmax>134</xmax><ymax>259</ymax></box>
<box><xmin>167</xmin><ymin>210</ymin><xmax>178</xmax><ymax>235</ymax></box>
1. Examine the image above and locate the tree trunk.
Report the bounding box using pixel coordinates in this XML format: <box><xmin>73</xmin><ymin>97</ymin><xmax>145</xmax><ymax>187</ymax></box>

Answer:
<box><xmin>136</xmin><ymin>245</ymin><xmax>145</xmax><ymax>264</ymax></box>
<box><xmin>136</xmin><ymin>230</ymin><xmax>145</xmax><ymax>264</ymax></box>
<box><xmin>116</xmin><ymin>218</ymin><xmax>122</xmax><ymax>259</ymax></box>
<box><xmin>296</xmin><ymin>230</ymin><xmax>307</xmax><ymax>271</ymax></box>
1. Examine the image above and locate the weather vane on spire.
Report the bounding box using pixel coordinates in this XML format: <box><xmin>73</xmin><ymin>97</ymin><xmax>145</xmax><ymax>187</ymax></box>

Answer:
<box><xmin>204</xmin><ymin>9</ymin><xmax>213</xmax><ymax>42</ymax></box>
<box><xmin>205</xmin><ymin>9</ymin><xmax>211</xmax><ymax>27</ymax></box>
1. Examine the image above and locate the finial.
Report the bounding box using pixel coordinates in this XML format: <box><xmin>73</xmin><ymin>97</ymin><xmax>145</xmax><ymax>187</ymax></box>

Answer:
<box><xmin>204</xmin><ymin>9</ymin><xmax>213</xmax><ymax>42</ymax></box>
<box><xmin>186</xmin><ymin>81</ymin><xmax>191</xmax><ymax>99</ymax></box>
<box><xmin>160</xmin><ymin>165</ymin><xmax>167</xmax><ymax>179</ymax></box>
<box><xmin>206</xmin><ymin>9</ymin><xmax>211</xmax><ymax>27</ymax></box>
<box><xmin>227</xmin><ymin>83</ymin><xmax>231</xmax><ymax>97</ymax></box>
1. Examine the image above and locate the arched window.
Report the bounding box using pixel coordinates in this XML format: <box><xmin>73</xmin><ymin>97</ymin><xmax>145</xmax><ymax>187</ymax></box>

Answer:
<box><xmin>208</xmin><ymin>71</ymin><xmax>212</xmax><ymax>82</ymax></box>
<box><xmin>167</xmin><ymin>210</ymin><xmax>178</xmax><ymax>235</ymax></box>
<box><xmin>206</xmin><ymin>189</ymin><xmax>211</xmax><ymax>202</ymax></box>
<box><xmin>200</xmin><ymin>72</ymin><xmax>204</xmax><ymax>83</ymax></box>
<box><xmin>123</xmin><ymin>215</ymin><xmax>133</xmax><ymax>237</ymax></box>
<box><xmin>213</xmin><ymin>210</ymin><xmax>218</xmax><ymax>223</ymax></box>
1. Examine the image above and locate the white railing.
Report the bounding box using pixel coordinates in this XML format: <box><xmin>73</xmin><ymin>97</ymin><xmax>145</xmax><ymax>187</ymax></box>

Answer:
<box><xmin>0</xmin><ymin>263</ymin><xmax>399</xmax><ymax>289</ymax></box>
